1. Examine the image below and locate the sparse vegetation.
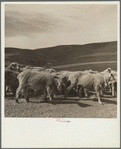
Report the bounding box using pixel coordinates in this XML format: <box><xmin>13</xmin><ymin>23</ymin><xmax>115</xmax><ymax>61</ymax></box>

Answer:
<box><xmin>5</xmin><ymin>41</ymin><xmax>117</xmax><ymax>69</ymax></box>
<box><xmin>5</xmin><ymin>41</ymin><xmax>117</xmax><ymax>118</ymax></box>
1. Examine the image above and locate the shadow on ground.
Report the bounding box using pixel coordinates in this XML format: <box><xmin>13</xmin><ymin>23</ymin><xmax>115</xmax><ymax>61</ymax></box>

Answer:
<box><xmin>5</xmin><ymin>93</ymin><xmax>117</xmax><ymax>106</ymax></box>
<box><xmin>50</xmin><ymin>98</ymin><xmax>92</xmax><ymax>108</ymax></box>
<box><xmin>11</xmin><ymin>97</ymin><xmax>92</xmax><ymax>108</ymax></box>
<box><xmin>85</xmin><ymin>97</ymin><xmax>117</xmax><ymax>105</ymax></box>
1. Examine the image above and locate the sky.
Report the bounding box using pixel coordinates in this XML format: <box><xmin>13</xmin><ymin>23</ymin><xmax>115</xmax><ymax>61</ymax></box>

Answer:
<box><xmin>4</xmin><ymin>3</ymin><xmax>118</xmax><ymax>49</ymax></box>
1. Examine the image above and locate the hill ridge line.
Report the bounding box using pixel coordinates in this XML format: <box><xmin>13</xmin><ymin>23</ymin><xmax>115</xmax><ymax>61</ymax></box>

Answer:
<box><xmin>5</xmin><ymin>41</ymin><xmax>117</xmax><ymax>50</ymax></box>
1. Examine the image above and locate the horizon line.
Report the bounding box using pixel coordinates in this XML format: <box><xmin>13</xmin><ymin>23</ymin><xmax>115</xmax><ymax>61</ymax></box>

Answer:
<box><xmin>5</xmin><ymin>40</ymin><xmax>117</xmax><ymax>50</ymax></box>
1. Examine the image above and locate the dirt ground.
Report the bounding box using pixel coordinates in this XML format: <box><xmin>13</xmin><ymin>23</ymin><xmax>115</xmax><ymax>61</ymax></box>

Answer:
<box><xmin>5</xmin><ymin>91</ymin><xmax>117</xmax><ymax>118</ymax></box>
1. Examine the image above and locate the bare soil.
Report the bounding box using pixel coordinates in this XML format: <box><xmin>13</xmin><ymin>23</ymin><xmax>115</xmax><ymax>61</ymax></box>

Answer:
<box><xmin>5</xmin><ymin>42</ymin><xmax>117</xmax><ymax>118</ymax></box>
<box><xmin>5</xmin><ymin>91</ymin><xmax>117</xmax><ymax>118</ymax></box>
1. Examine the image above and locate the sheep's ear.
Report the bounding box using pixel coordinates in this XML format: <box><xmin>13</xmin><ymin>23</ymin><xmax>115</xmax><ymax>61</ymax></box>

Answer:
<box><xmin>108</xmin><ymin>68</ymin><xmax>111</xmax><ymax>73</ymax></box>
<box><xmin>109</xmin><ymin>73</ymin><xmax>115</xmax><ymax>80</ymax></box>
<box><xmin>54</xmin><ymin>76</ymin><xmax>58</xmax><ymax>79</ymax></box>
<box><xmin>62</xmin><ymin>76</ymin><xmax>67</xmax><ymax>82</ymax></box>
<box><xmin>54</xmin><ymin>76</ymin><xmax>60</xmax><ymax>79</ymax></box>
<box><xmin>111</xmin><ymin>73</ymin><xmax>115</xmax><ymax>79</ymax></box>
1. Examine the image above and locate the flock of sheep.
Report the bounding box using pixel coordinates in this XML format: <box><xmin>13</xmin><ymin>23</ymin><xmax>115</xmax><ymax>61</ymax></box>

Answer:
<box><xmin>5</xmin><ymin>62</ymin><xmax>117</xmax><ymax>105</ymax></box>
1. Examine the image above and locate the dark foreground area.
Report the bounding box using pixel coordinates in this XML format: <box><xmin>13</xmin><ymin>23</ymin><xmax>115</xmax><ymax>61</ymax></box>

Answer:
<box><xmin>5</xmin><ymin>91</ymin><xmax>117</xmax><ymax>118</ymax></box>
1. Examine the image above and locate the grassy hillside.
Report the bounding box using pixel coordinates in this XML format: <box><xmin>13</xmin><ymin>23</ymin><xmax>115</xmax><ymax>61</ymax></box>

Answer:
<box><xmin>55</xmin><ymin>63</ymin><xmax>117</xmax><ymax>72</ymax></box>
<box><xmin>5</xmin><ymin>41</ymin><xmax>117</xmax><ymax>68</ymax></box>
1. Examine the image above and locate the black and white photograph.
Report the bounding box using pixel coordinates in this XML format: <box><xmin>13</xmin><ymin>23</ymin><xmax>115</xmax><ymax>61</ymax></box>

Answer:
<box><xmin>1</xmin><ymin>2</ymin><xmax>120</xmax><ymax>148</ymax></box>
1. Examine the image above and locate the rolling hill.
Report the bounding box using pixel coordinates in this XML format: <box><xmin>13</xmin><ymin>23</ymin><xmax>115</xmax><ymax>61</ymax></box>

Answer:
<box><xmin>5</xmin><ymin>41</ymin><xmax>117</xmax><ymax>69</ymax></box>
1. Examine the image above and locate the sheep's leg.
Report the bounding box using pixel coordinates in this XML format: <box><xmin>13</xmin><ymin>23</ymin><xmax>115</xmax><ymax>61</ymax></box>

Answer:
<box><xmin>84</xmin><ymin>88</ymin><xmax>88</xmax><ymax>97</ymax></box>
<box><xmin>64</xmin><ymin>83</ymin><xmax>75</xmax><ymax>99</ymax></box>
<box><xmin>112</xmin><ymin>83</ymin><xmax>115</xmax><ymax>96</ymax></box>
<box><xmin>46</xmin><ymin>86</ymin><xmax>53</xmax><ymax>103</ymax></box>
<box><xmin>24</xmin><ymin>87</ymin><xmax>30</xmax><ymax>102</ymax></box>
<box><xmin>95</xmin><ymin>87</ymin><xmax>102</xmax><ymax>104</ymax></box>
<box><xmin>15</xmin><ymin>86</ymin><xmax>23</xmax><ymax>103</ymax></box>
<box><xmin>43</xmin><ymin>88</ymin><xmax>47</xmax><ymax>102</ymax></box>
<box><xmin>78</xmin><ymin>87</ymin><xmax>82</xmax><ymax>99</ymax></box>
